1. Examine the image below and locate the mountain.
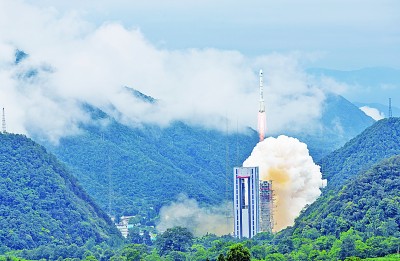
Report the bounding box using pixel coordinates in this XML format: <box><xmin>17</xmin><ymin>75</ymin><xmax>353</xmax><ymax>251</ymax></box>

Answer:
<box><xmin>0</xmin><ymin>133</ymin><xmax>121</xmax><ymax>251</ymax></box>
<box><xmin>39</xmin><ymin>93</ymin><xmax>374</xmax><ymax>222</ymax></box>
<box><xmin>295</xmin><ymin>155</ymin><xmax>400</xmax><ymax>237</ymax></box>
<box><xmin>44</xmin><ymin>109</ymin><xmax>259</xmax><ymax>218</ymax></box>
<box><xmin>275</xmin><ymin>155</ymin><xmax>400</xmax><ymax>260</ymax></box>
<box><xmin>319</xmin><ymin>117</ymin><xmax>400</xmax><ymax>189</ymax></box>
<box><xmin>283</xmin><ymin>94</ymin><xmax>375</xmax><ymax>160</ymax></box>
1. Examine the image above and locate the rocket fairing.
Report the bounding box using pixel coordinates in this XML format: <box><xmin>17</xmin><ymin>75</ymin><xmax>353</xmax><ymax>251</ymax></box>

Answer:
<box><xmin>259</xmin><ymin>69</ymin><xmax>265</xmax><ymax>113</ymax></box>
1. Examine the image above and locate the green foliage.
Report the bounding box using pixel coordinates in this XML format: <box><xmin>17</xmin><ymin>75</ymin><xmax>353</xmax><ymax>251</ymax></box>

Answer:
<box><xmin>291</xmin><ymin>155</ymin><xmax>400</xmax><ymax>241</ymax></box>
<box><xmin>264</xmin><ymin>253</ymin><xmax>286</xmax><ymax>261</ymax></box>
<box><xmin>225</xmin><ymin>244</ymin><xmax>250</xmax><ymax>261</ymax></box>
<box><xmin>119</xmin><ymin>244</ymin><xmax>148</xmax><ymax>261</ymax></box>
<box><xmin>217</xmin><ymin>253</ymin><xmax>225</xmax><ymax>261</ymax></box>
<box><xmin>0</xmin><ymin>133</ymin><xmax>121</xmax><ymax>251</ymax></box>
<box><xmin>276</xmin><ymin>152</ymin><xmax>400</xmax><ymax>260</ymax></box>
<box><xmin>155</xmin><ymin>227</ymin><xmax>194</xmax><ymax>256</ymax></box>
<box><xmin>43</xmin><ymin>109</ymin><xmax>259</xmax><ymax>220</ymax></box>
<box><xmin>319</xmin><ymin>117</ymin><xmax>400</xmax><ymax>188</ymax></box>
<box><xmin>364</xmin><ymin>253</ymin><xmax>400</xmax><ymax>260</ymax></box>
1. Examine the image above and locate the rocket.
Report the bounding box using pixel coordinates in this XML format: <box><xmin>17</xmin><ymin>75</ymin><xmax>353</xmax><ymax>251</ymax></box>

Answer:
<box><xmin>259</xmin><ymin>69</ymin><xmax>265</xmax><ymax>113</ymax></box>
<box><xmin>257</xmin><ymin>69</ymin><xmax>266</xmax><ymax>142</ymax></box>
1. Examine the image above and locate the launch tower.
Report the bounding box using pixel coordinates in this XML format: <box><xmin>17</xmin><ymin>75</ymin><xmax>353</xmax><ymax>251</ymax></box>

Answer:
<box><xmin>259</xmin><ymin>180</ymin><xmax>273</xmax><ymax>233</ymax></box>
<box><xmin>233</xmin><ymin>166</ymin><xmax>273</xmax><ymax>238</ymax></box>
<box><xmin>233</xmin><ymin>167</ymin><xmax>260</xmax><ymax>238</ymax></box>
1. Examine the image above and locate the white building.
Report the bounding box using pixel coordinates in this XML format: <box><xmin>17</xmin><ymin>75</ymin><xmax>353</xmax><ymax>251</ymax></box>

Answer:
<box><xmin>233</xmin><ymin>167</ymin><xmax>260</xmax><ymax>239</ymax></box>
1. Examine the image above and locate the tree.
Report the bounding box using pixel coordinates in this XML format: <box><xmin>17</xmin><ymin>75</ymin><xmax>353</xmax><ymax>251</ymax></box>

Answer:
<box><xmin>217</xmin><ymin>253</ymin><xmax>225</xmax><ymax>261</ymax></box>
<box><xmin>250</xmin><ymin>245</ymin><xmax>266</xmax><ymax>260</ymax></box>
<box><xmin>127</xmin><ymin>230</ymin><xmax>143</xmax><ymax>244</ymax></box>
<box><xmin>83</xmin><ymin>256</ymin><xmax>98</xmax><ymax>261</ymax></box>
<box><xmin>226</xmin><ymin>244</ymin><xmax>251</xmax><ymax>261</ymax></box>
<box><xmin>155</xmin><ymin>227</ymin><xmax>194</xmax><ymax>255</ymax></box>
<box><xmin>165</xmin><ymin>251</ymin><xmax>186</xmax><ymax>261</ymax></box>
<box><xmin>120</xmin><ymin>244</ymin><xmax>148</xmax><ymax>261</ymax></box>
<box><xmin>339</xmin><ymin>229</ymin><xmax>360</xmax><ymax>260</ymax></box>
<box><xmin>143</xmin><ymin>230</ymin><xmax>152</xmax><ymax>246</ymax></box>
<box><xmin>264</xmin><ymin>253</ymin><xmax>286</xmax><ymax>261</ymax></box>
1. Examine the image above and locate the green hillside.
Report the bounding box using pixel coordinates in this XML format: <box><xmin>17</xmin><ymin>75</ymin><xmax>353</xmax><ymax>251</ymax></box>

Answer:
<box><xmin>319</xmin><ymin>117</ymin><xmax>400</xmax><ymax>188</ymax></box>
<box><xmin>40</xmin><ymin>92</ymin><xmax>373</xmax><ymax>221</ymax></box>
<box><xmin>0</xmin><ymin>133</ymin><xmax>121</xmax><ymax>251</ymax></box>
<box><xmin>292</xmin><ymin>155</ymin><xmax>400</xmax><ymax>238</ymax></box>
<box><xmin>274</xmin><ymin>155</ymin><xmax>400</xmax><ymax>260</ymax></box>
<box><xmin>44</xmin><ymin>113</ymin><xmax>259</xmax><ymax>218</ymax></box>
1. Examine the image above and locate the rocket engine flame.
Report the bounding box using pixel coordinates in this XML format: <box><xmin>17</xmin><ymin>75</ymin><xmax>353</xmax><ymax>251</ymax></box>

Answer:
<box><xmin>243</xmin><ymin>135</ymin><xmax>326</xmax><ymax>231</ymax></box>
<box><xmin>258</xmin><ymin>111</ymin><xmax>266</xmax><ymax>141</ymax></box>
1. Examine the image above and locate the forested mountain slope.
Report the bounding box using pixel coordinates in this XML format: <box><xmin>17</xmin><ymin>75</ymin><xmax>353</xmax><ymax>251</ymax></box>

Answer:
<box><xmin>319</xmin><ymin>117</ymin><xmax>400</xmax><ymax>188</ymax></box>
<box><xmin>0</xmin><ymin>133</ymin><xmax>121</xmax><ymax>251</ymax></box>
<box><xmin>293</xmin><ymin>155</ymin><xmax>399</xmax><ymax>237</ymax></box>
<box><xmin>45</xmin><ymin>110</ymin><xmax>259</xmax><ymax>217</ymax></box>
<box><xmin>275</xmin><ymin>155</ymin><xmax>400</xmax><ymax>260</ymax></box>
<box><xmin>42</xmin><ymin>94</ymin><xmax>373</xmax><ymax>219</ymax></box>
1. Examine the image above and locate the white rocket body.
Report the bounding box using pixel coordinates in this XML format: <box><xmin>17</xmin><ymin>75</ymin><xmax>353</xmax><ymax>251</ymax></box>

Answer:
<box><xmin>259</xmin><ymin>70</ymin><xmax>265</xmax><ymax>113</ymax></box>
<box><xmin>257</xmin><ymin>69</ymin><xmax>266</xmax><ymax>141</ymax></box>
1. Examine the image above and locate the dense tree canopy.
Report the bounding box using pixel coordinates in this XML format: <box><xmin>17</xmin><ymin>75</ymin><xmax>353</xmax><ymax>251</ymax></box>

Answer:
<box><xmin>155</xmin><ymin>227</ymin><xmax>194</xmax><ymax>255</ymax></box>
<box><xmin>0</xmin><ymin>133</ymin><xmax>121</xmax><ymax>250</ymax></box>
<box><xmin>319</xmin><ymin>117</ymin><xmax>400</xmax><ymax>189</ymax></box>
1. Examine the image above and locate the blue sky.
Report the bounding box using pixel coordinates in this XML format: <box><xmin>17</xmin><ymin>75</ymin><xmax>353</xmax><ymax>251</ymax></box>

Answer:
<box><xmin>25</xmin><ymin>0</ymin><xmax>400</xmax><ymax>70</ymax></box>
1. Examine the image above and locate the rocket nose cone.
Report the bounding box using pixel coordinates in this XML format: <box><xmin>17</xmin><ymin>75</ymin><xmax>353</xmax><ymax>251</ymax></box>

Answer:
<box><xmin>259</xmin><ymin>69</ymin><xmax>263</xmax><ymax>75</ymax></box>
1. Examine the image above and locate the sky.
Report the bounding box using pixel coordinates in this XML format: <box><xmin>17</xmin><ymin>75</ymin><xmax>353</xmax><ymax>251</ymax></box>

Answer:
<box><xmin>0</xmin><ymin>0</ymin><xmax>399</xmax><ymax>141</ymax></box>
<box><xmin>23</xmin><ymin>0</ymin><xmax>400</xmax><ymax>70</ymax></box>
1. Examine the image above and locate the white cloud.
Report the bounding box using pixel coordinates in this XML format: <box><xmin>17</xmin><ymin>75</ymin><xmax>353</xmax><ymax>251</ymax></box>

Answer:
<box><xmin>23</xmin><ymin>0</ymin><xmax>400</xmax><ymax>69</ymax></box>
<box><xmin>157</xmin><ymin>194</ymin><xmax>232</xmax><ymax>236</ymax></box>
<box><xmin>0</xmin><ymin>0</ymin><xmax>348</xmax><ymax>142</ymax></box>
<box><xmin>359</xmin><ymin>106</ymin><xmax>384</xmax><ymax>121</ymax></box>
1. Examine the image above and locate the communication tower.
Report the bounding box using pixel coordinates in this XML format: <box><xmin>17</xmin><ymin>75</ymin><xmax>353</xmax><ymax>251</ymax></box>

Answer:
<box><xmin>389</xmin><ymin>98</ymin><xmax>393</xmax><ymax>118</ymax></box>
<box><xmin>2</xmin><ymin>108</ymin><xmax>6</xmax><ymax>133</ymax></box>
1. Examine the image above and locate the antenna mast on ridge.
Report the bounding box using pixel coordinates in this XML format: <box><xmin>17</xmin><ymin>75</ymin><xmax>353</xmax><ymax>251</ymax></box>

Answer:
<box><xmin>389</xmin><ymin>98</ymin><xmax>393</xmax><ymax>118</ymax></box>
<box><xmin>2</xmin><ymin>108</ymin><xmax>6</xmax><ymax>133</ymax></box>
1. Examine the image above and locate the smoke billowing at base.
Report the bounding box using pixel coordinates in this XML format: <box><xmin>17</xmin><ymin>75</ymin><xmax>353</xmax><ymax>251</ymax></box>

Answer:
<box><xmin>244</xmin><ymin>135</ymin><xmax>326</xmax><ymax>231</ymax></box>
<box><xmin>156</xmin><ymin>194</ymin><xmax>233</xmax><ymax>236</ymax></box>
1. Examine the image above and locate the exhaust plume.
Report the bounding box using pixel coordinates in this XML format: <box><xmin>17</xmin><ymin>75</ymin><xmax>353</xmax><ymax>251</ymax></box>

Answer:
<box><xmin>156</xmin><ymin>194</ymin><xmax>232</xmax><ymax>236</ymax></box>
<box><xmin>243</xmin><ymin>135</ymin><xmax>326</xmax><ymax>231</ymax></box>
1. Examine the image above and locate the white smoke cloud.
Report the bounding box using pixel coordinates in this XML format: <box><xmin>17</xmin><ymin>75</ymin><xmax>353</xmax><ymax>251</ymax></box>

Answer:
<box><xmin>156</xmin><ymin>194</ymin><xmax>232</xmax><ymax>236</ymax></box>
<box><xmin>359</xmin><ymin>106</ymin><xmax>384</xmax><ymax>121</ymax></box>
<box><xmin>0</xmin><ymin>0</ymin><xmax>343</xmax><ymax>142</ymax></box>
<box><xmin>243</xmin><ymin>135</ymin><xmax>326</xmax><ymax>231</ymax></box>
